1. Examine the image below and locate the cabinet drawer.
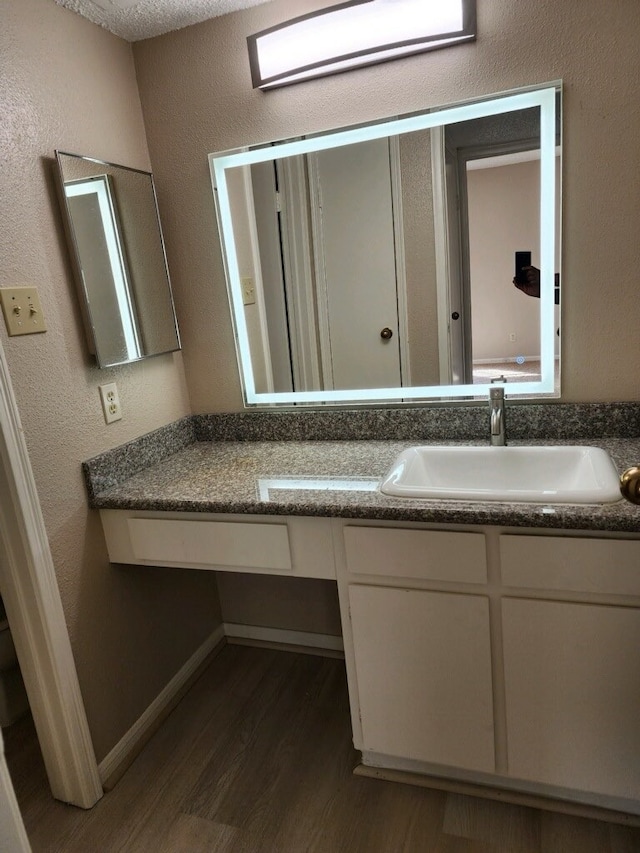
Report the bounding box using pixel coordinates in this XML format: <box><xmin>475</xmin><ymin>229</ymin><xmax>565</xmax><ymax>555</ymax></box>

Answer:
<box><xmin>344</xmin><ymin>526</ymin><xmax>487</xmax><ymax>583</ymax></box>
<box><xmin>500</xmin><ymin>535</ymin><xmax>640</xmax><ymax>596</ymax></box>
<box><xmin>127</xmin><ymin>518</ymin><xmax>292</xmax><ymax>572</ymax></box>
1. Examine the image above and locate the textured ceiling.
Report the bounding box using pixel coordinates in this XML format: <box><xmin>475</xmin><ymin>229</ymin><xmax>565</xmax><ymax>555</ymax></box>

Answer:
<box><xmin>54</xmin><ymin>0</ymin><xmax>274</xmax><ymax>41</ymax></box>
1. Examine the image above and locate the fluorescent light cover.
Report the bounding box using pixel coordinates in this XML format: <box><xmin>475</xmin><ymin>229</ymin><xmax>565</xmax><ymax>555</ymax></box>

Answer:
<box><xmin>248</xmin><ymin>0</ymin><xmax>476</xmax><ymax>89</ymax></box>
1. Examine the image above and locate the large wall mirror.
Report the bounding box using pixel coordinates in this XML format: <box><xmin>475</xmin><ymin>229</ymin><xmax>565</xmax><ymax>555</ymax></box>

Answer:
<box><xmin>56</xmin><ymin>152</ymin><xmax>181</xmax><ymax>368</ymax></box>
<box><xmin>209</xmin><ymin>83</ymin><xmax>561</xmax><ymax>406</ymax></box>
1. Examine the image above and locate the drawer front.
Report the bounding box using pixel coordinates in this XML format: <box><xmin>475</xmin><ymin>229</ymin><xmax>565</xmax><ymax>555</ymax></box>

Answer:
<box><xmin>344</xmin><ymin>526</ymin><xmax>487</xmax><ymax>584</ymax></box>
<box><xmin>500</xmin><ymin>535</ymin><xmax>640</xmax><ymax>596</ymax></box>
<box><xmin>127</xmin><ymin>518</ymin><xmax>292</xmax><ymax>572</ymax></box>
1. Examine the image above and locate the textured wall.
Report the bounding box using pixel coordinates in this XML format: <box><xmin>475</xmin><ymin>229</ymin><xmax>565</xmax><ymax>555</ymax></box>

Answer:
<box><xmin>1</xmin><ymin>0</ymin><xmax>221</xmax><ymax>762</ymax></box>
<box><xmin>216</xmin><ymin>574</ymin><xmax>342</xmax><ymax>636</ymax></box>
<box><xmin>468</xmin><ymin>160</ymin><xmax>541</xmax><ymax>361</ymax></box>
<box><xmin>134</xmin><ymin>0</ymin><xmax>640</xmax><ymax>409</ymax></box>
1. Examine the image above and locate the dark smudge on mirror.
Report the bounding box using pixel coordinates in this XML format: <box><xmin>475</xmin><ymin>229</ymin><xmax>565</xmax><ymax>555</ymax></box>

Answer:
<box><xmin>209</xmin><ymin>84</ymin><xmax>561</xmax><ymax>406</ymax></box>
<box><xmin>55</xmin><ymin>152</ymin><xmax>181</xmax><ymax>368</ymax></box>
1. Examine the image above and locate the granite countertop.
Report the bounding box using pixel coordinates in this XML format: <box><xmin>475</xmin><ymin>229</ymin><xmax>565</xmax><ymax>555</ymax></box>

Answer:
<box><xmin>86</xmin><ymin>436</ymin><xmax>640</xmax><ymax>533</ymax></box>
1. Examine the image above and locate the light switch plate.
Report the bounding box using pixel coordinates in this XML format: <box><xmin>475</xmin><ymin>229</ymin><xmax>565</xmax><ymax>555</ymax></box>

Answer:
<box><xmin>0</xmin><ymin>287</ymin><xmax>47</xmax><ymax>336</ymax></box>
<box><xmin>241</xmin><ymin>276</ymin><xmax>256</xmax><ymax>306</ymax></box>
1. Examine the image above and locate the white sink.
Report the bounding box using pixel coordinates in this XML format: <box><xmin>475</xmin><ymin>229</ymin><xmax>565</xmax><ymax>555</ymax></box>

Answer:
<box><xmin>379</xmin><ymin>445</ymin><xmax>622</xmax><ymax>504</ymax></box>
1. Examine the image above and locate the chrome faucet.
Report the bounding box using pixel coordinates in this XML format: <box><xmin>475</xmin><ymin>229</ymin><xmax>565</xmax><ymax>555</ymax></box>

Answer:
<box><xmin>489</xmin><ymin>386</ymin><xmax>506</xmax><ymax>446</ymax></box>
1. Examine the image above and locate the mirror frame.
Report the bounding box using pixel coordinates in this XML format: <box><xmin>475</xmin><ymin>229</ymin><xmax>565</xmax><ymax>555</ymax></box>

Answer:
<box><xmin>55</xmin><ymin>151</ymin><xmax>181</xmax><ymax>368</ymax></box>
<box><xmin>209</xmin><ymin>84</ymin><xmax>560</xmax><ymax>406</ymax></box>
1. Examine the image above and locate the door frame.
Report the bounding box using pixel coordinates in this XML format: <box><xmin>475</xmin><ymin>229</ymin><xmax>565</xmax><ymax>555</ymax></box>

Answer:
<box><xmin>277</xmin><ymin>156</ymin><xmax>323</xmax><ymax>391</ymax></box>
<box><xmin>0</xmin><ymin>339</ymin><xmax>102</xmax><ymax>808</ymax></box>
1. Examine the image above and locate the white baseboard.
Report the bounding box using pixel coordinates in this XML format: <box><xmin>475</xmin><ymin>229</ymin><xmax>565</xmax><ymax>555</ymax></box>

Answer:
<box><xmin>223</xmin><ymin>622</ymin><xmax>344</xmax><ymax>653</ymax></box>
<box><xmin>97</xmin><ymin>624</ymin><xmax>225</xmax><ymax>785</ymax></box>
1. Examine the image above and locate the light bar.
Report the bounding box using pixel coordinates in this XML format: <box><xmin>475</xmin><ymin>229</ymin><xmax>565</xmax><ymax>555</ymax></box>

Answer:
<box><xmin>248</xmin><ymin>0</ymin><xmax>476</xmax><ymax>90</ymax></box>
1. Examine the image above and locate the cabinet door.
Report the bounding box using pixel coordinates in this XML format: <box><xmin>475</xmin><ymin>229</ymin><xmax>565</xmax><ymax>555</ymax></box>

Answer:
<box><xmin>349</xmin><ymin>585</ymin><xmax>495</xmax><ymax>772</ymax></box>
<box><xmin>502</xmin><ymin>598</ymin><xmax>640</xmax><ymax>801</ymax></box>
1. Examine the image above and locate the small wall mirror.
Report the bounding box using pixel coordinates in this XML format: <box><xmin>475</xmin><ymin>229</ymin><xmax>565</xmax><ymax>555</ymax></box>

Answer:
<box><xmin>209</xmin><ymin>83</ymin><xmax>561</xmax><ymax>406</ymax></box>
<box><xmin>55</xmin><ymin>152</ymin><xmax>181</xmax><ymax>368</ymax></box>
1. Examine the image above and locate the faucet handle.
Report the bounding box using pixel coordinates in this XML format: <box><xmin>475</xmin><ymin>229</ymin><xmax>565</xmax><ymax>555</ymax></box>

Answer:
<box><xmin>490</xmin><ymin>375</ymin><xmax>507</xmax><ymax>384</ymax></box>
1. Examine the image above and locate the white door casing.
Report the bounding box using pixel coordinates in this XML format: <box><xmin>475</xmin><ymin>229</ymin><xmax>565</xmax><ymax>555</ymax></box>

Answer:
<box><xmin>0</xmin><ymin>338</ymin><xmax>102</xmax><ymax>808</ymax></box>
<box><xmin>0</xmin><ymin>728</ymin><xmax>31</xmax><ymax>851</ymax></box>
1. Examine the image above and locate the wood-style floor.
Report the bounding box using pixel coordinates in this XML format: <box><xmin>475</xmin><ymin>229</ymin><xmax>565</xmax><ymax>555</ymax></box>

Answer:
<box><xmin>5</xmin><ymin>644</ymin><xmax>640</xmax><ymax>852</ymax></box>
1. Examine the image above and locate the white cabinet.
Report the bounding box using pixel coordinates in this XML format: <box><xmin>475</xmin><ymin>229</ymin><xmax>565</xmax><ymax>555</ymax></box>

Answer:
<box><xmin>99</xmin><ymin>510</ymin><xmax>336</xmax><ymax>579</ymax></box>
<box><xmin>338</xmin><ymin>522</ymin><xmax>640</xmax><ymax>815</ymax></box>
<box><xmin>349</xmin><ymin>584</ymin><xmax>494</xmax><ymax>772</ymax></box>
<box><xmin>500</xmin><ymin>534</ymin><xmax>640</xmax><ymax>806</ymax></box>
<box><xmin>500</xmin><ymin>534</ymin><xmax>640</xmax><ymax>596</ymax></box>
<box><xmin>340</xmin><ymin>524</ymin><xmax>494</xmax><ymax>776</ymax></box>
<box><xmin>344</xmin><ymin>526</ymin><xmax>487</xmax><ymax>584</ymax></box>
<box><xmin>502</xmin><ymin>597</ymin><xmax>640</xmax><ymax>802</ymax></box>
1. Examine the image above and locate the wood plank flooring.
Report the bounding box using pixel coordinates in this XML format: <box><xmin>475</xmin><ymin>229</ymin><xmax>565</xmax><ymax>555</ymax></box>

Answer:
<box><xmin>5</xmin><ymin>644</ymin><xmax>640</xmax><ymax>852</ymax></box>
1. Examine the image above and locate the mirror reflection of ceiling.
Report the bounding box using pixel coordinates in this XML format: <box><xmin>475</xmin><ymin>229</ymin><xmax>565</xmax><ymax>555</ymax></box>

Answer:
<box><xmin>210</xmin><ymin>85</ymin><xmax>561</xmax><ymax>407</ymax></box>
<box><xmin>53</xmin><ymin>0</ymin><xmax>273</xmax><ymax>41</ymax></box>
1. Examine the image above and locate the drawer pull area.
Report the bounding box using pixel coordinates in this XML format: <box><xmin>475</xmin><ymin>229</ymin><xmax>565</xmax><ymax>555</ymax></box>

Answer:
<box><xmin>344</xmin><ymin>526</ymin><xmax>487</xmax><ymax>584</ymax></box>
<box><xmin>127</xmin><ymin>518</ymin><xmax>292</xmax><ymax>572</ymax></box>
<box><xmin>500</xmin><ymin>535</ymin><xmax>640</xmax><ymax>596</ymax></box>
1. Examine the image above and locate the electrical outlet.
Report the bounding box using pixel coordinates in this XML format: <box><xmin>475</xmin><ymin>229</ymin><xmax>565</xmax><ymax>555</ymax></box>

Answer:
<box><xmin>241</xmin><ymin>276</ymin><xmax>256</xmax><ymax>306</ymax></box>
<box><xmin>99</xmin><ymin>382</ymin><xmax>122</xmax><ymax>424</ymax></box>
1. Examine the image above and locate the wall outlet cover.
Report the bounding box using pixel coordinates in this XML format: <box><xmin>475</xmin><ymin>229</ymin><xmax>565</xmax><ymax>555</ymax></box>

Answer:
<box><xmin>99</xmin><ymin>382</ymin><xmax>122</xmax><ymax>424</ymax></box>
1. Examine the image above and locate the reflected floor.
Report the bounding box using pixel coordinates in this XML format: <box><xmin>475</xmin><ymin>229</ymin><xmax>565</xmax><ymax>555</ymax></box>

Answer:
<box><xmin>473</xmin><ymin>359</ymin><xmax>543</xmax><ymax>384</ymax></box>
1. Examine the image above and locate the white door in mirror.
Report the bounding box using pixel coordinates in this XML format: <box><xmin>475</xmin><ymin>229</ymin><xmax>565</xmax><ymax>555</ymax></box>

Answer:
<box><xmin>379</xmin><ymin>445</ymin><xmax>622</xmax><ymax>504</ymax></box>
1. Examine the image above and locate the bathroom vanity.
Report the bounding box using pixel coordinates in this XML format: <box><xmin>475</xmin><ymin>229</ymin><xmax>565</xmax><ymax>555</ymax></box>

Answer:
<box><xmin>84</xmin><ymin>414</ymin><xmax>640</xmax><ymax>820</ymax></box>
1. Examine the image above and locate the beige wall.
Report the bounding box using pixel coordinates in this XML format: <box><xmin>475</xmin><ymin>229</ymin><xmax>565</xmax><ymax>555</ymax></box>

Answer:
<box><xmin>468</xmin><ymin>159</ymin><xmax>541</xmax><ymax>362</ymax></box>
<box><xmin>216</xmin><ymin>574</ymin><xmax>342</xmax><ymax>636</ymax></box>
<box><xmin>1</xmin><ymin>0</ymin><xmax>221</xmax><ymax>762</ymax></box>
<box><xmin>135</xmin><ymin>0</ymin><xmax>640</xmax><ymax>408</ymax></box>
<box><xmin>468</xmin><ymin>156</ymin><xmax>563</xmax><ymax>364</ymax></box>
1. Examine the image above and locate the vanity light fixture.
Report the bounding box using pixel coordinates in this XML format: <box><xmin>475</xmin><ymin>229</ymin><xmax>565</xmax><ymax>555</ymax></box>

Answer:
<box><xmin>247</xmin><ymin>0</ymin><xmax>476</xmax><ymax>90</ymax></box>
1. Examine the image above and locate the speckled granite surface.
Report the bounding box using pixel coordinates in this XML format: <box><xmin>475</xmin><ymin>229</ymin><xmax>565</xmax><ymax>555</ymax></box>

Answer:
<box><xmin>84</xmin><ymin>404</ymin><xmax>640</xmax><ymax>532</ymax></box>
<box><xmin>192</xmin><ymin>401</ymin><xmax>640</xmax><ymax>443</ymax></box>
<box><xmin>83</xmin><ymin>416</ymin><xmax>195</xmax><ymax>503</ymax></box>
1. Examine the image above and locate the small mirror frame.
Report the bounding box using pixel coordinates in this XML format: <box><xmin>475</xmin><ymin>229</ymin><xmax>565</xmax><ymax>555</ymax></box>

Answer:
<box><xmin>55</xmin><ymin>151</ymin><xmax>181</xmax><ymax>368</ymax></box>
